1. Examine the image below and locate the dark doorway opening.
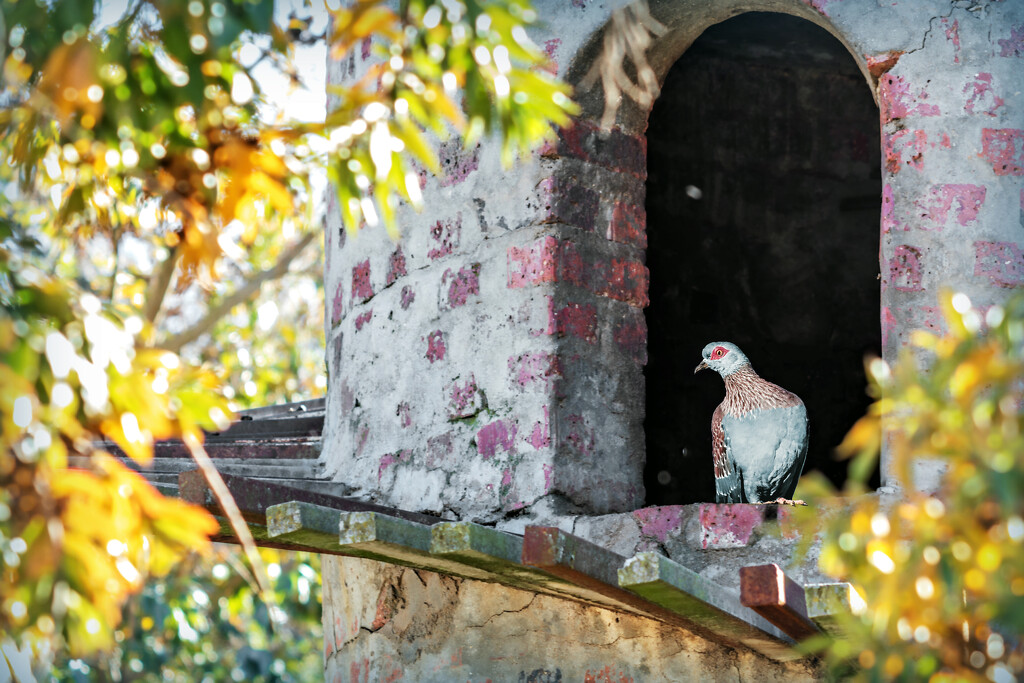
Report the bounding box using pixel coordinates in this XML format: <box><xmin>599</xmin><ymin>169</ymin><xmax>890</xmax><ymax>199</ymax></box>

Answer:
<box><xmin>644</xmin><ymin>12</ymin><xmax>881</xmax><ymax>505</ymax></box>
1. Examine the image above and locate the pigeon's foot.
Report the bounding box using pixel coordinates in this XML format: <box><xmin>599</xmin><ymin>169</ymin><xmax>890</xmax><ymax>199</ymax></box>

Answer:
<box><xmin>774</xmin><ymin>497</ymin><xmax>807</xmax><ymax>506</ymax></box>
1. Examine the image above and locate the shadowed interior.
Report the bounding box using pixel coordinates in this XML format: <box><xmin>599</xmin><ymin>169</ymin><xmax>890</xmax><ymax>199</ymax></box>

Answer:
<box><xmin>644</xmin><ymin>11</ymin><xmax>882</xmax><ymax>504</ymax></box>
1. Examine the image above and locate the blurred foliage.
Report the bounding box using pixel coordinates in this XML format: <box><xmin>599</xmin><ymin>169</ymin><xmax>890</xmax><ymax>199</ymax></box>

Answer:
<box><xmin>793</xmin><ymin>291</ymin><xmax>1024</xmax><ymax>681</ymax></box>
<box><xmin>0</xmin><ymin>0</ymin><xmax>573</xmax><ymax>668</ymax></box>
<box><xmin>52</xmin><ymin>547</ymin><xmax>322</xmax><ymax>683</ymax></box>
<box><xmin>0</xmin><ymin>237</ymin><xmax>225</xmax><ymax>657</ymax></box>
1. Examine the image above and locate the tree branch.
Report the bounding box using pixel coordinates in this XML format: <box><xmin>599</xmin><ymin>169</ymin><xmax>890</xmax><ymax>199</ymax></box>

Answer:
<box><xmin>157</xmin><ymin>231</ymin><xmax>317</xmax><ymax>354</ymax></box>
<box><xmin>144</xmin><ymin>243</ymin><xmax>181</xmax><ymax>324</ymax></box>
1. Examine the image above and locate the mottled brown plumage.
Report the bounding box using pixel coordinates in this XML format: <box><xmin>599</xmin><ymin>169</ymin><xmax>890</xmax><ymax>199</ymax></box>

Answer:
<box><xmin>697</xmin><ymin>342</ymin><xmax>808</xmax><ymax>504</ymax></box>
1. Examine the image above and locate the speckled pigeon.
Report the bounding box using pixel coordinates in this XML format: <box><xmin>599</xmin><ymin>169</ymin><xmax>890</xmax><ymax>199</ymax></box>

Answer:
<box><xmin>694</xmin><ymin>342</ymin><xmax>808</xmax><ymax>504</ymax></box>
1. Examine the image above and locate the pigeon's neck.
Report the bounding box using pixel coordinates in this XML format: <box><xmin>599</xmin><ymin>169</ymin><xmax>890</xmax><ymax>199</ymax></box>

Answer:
<box><xmin>722</xmin><ymin>366</ymin><xmax>801</xmax><ymax>416</ymax></box>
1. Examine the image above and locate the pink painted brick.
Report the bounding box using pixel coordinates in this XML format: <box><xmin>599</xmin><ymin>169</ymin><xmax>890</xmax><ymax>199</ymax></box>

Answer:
<box><xmin>915</xmin><ymin>184</ymin><xmax>986</xmax><ymax>230</ymax></box>
<box><xmin>507</xmin><ymin>236</ymin><xmax>559</xmax><ymax>288</ymax></box>
<box><xmin>885</xmin><ymin>129</ymin><xmax>927</xmax><ymax>174</ymax></box>
<box><xmin>981</xmin><ymin>129</ymin><xmax>1024</xmax><ymax>176</ymax></box>
<box><xmin>508</xmin><ymin>352</ymin><xmax>561</xmax><ymax>392</ymax></box>
<box><xmin>477</xmin><ymin>420</ymin><xmax>518</xmax><ymax>459</ymax></box>
<box><xmin>508</xmin><ymin>237</ymin><xmax>648</xmax><ymax>306</ymax></box>
<box><xmin>425</xmin><ymin>432</ymin><xmax>453</xmax><ymax>468</ymax></box>
<box><xmin>351</xmin><ymin>259</ymin><xmax>373</xmax><ymax>302</ymax></box>
<box><xmin>498</xmin><ymin>467</ymin><xmax>524</xmax><ymax>511</ymax></box>
<box><xmin>400</xmin><ymin>285</ymin><xmax>415</xmax><ymax>310</ymax></box>
<box><xmin>997</xmin><ymin>24</ymin><xmax>1024</xmax><ymax>58</ymax></box>
<box><xmin>438</xmin><ymin>142</ymin><xmax>479</xmax><ymax>187</ymax></box>
<box><xmin>396</xmin><ymin>402</ymin><xmax>412</xmax><ymax>428</ymax></box>
<box><xmin>425</xmin><ymin>330</ymin><xmax>446</xmax><ymax>363</ymax></box>
<box><xmin>331</xmin><ymin>281</ymin><xmax>344</xmax><ymax>327</ymax></box>
<box><xmin>378</xmin><ymin>449</ymin><xmax>411</xmax><ymax>483</ymax></box>
<box><xmin>942</xmin><ymin>18</ymin><xmax>960</xmax><ymax>64</ymax></box>
<box><xmin>542</xmin><ymin>462</ymin><xmax>554</xmax><ymax>492</ymax></box>
<box><xmin>878</xmin><ymin>74</ymin><xmax>940</xmax><ymax>123</ymax></box>
<box><xmin>428</xmin><ymin>214</ymin><xmax>461</xmax><ymax>260</ymax></box>
<box><xmin>964</xmin><ymin>73</ymin><xmax>1004</xmax><ymax>116</ymax></box>
<box><xmin>974</xmin><ymin>241</ymin><xmax>1024</xmax><ymax>287</ymax></box>
<box><xmin>442</xmin><ymin>263</ymin><xmax>481</xmax><ymax>308</ymax></box>
<box><xmin>354</xmin><ymin>309</ymin><xmax>373</xmax><ymax>331</ymax></box>
<box><xmin>633</xmin><ymin>506</ymin><xmax>686</xmax><ymax>544</ymax></box>
<box><xmin>698</xmin><ymin>503</ymin><xmax>767</xmax><ymax>549</ymax></box>
<box><xmin>386</xmin><ymin>246</ymin><xmax>407</xmax><ymax>286</ymax></box>
<box><xmin>446</xmin><ymin>375</ymin><xmax>485</xmax><ymax>419</ymax></box>
<box><xmin>541</xmin><ymin>38</ymin><xmax>560</xmax><ymax>75</ymax></box>
<box><xmin>888</xmin><ymin>245</ymin><xmax>924</xmax><ymax>292</ymax></box>
<box><xmin>804</xmin><ymin>0</ymin><xmax>838</xmax><ymax>14</ymax></box>
<box><xmin>526</xmin><ymin>408</ymin><xmax>551</xmax><ymax>450</ymax></box>
<box><xmin>882</xmin><ymin>184</ymin><xmax>902</xmax><ymax>233</ymax></box>
<box><xmin>882</xmin><ymin>305</ymin><xmax>945</xmax><ymax>348</ymax></box>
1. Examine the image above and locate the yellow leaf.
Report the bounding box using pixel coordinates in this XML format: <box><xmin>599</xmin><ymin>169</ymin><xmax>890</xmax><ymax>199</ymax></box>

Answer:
<box><xmin>836</xmin><ymin>414</ymin><xmax>881</xmax><ymax>460</ymax></box>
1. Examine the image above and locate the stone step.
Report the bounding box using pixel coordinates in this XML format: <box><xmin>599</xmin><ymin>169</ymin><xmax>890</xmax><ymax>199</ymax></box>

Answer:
<box><xmin>618</xmin><ymin>551</ymin><xmax>798</xmax><ymax>661</ymax></box>
<box><xmin>69</xmin><ymin>456</ymin><xmax>323</xmax><ymax>480</ymax></box>
<box><xmin>259</xmin><ymin>500</ymin><xmax>843</xmax><ymax>662</ymax></box>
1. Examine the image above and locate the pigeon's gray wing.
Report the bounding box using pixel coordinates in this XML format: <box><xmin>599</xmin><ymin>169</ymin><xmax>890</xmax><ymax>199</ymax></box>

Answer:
<box><xmin>723</xmin><ymin>404</ymin><xmax>808</xmax><ymax>503</ymax></box>
<box><xmin>762</xmin><ymin>403</ymin><xmax>809</xmax><ymax>500</ymax></box>
<box><xmin>712</xmin><ymin>404</ymin><xmax>743</xmax><ymax>503</ymax></box>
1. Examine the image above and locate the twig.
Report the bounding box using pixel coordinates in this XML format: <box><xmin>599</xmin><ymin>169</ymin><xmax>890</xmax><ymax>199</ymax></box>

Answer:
<box><xmin>580</xmin><ymin>0</ymin><xmax>666</xmax><ymax>129</ymax></box>
<box><xmin>157</xmin><ymin>230</ymin><xmax>316</xmax><ymax>353</ymax></box>
<box><xmin>144</xmin><ymin>243</ymin><xmax>180</xmax><ymax>324</ymax></box>
<box><xmin>182</xmin><ymin>433</ymin><xmax>278</xmax><ymax>625</ymax></box>
<box><xmin>107</xmin><ymin>227</ymin><xmax>120</xmax><ymax>302</ymax></box>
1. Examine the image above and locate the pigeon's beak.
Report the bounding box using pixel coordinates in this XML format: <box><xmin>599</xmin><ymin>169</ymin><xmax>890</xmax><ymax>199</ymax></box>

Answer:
<box><xmin>694</xmin><ymin>359</ymin><xmax>709</xmax><ymax>374</ymax></box>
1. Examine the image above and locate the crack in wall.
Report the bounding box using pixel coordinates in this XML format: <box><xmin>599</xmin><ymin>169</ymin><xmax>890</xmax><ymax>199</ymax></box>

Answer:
<box><xmin>468</xmin><ymin>593</ymin><xmax>539</xmax><ymax>630</ymax></box>
<box><xmin>906</xmin><ymin>2</ymin><xmax>976</xmax><ymax>55</ymax></box>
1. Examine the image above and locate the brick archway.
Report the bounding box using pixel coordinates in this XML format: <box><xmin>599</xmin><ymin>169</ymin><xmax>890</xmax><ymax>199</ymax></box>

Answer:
<box><xmin>558</xmin><ymin>1</ymin><xmax>881</xmax><ymax>503</ymax></box>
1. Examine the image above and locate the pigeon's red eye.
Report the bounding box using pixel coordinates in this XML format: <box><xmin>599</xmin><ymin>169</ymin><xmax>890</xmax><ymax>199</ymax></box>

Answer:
<box><xmin>712</xmin><ymin>346</ymin><xmax>728</xmax><ymax>359</ymax></box>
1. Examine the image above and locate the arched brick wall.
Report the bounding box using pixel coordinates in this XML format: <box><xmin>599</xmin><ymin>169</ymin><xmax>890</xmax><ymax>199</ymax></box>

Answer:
<box><xmin>320</xmin><ymin>0</ymin><xmax>1024</xmax><ymax>524</ymax></box>
<box><xmin>556</xmin><ymin>0</ymin><xmax>1024</xmax><ymax>493</ymax></box>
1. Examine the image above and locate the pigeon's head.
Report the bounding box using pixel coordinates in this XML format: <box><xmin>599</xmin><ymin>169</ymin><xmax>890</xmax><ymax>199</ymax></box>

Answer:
<box><xmin>695</xmin><ymin>342</ymin><xmax>750</xmax><ymax>377</ymax></box>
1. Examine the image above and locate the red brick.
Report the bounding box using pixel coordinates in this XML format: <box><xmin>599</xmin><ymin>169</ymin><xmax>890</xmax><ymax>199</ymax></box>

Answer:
<box><xmin>608</xmin><ymin>201</ymin><xmax>647</xmax><ymax>248</ymax></box>
<box><xmin>507</xmin><ymin>236</ymin><xmax>648</xmax><ymax>306</ymax></box>
<box><xmin>613</xmin><ymin>315</ymin><xmax>648</xmax><ymax>364</ymax></box>
<box><xmin>555</xmin><ymin>303</ymin><xmax>597</xmax><ymax>342</ymax></box>
<box><xmin>558</xmin><ymin>121</ymin><xmax>647</xmax><ymax>179</ymax></box>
